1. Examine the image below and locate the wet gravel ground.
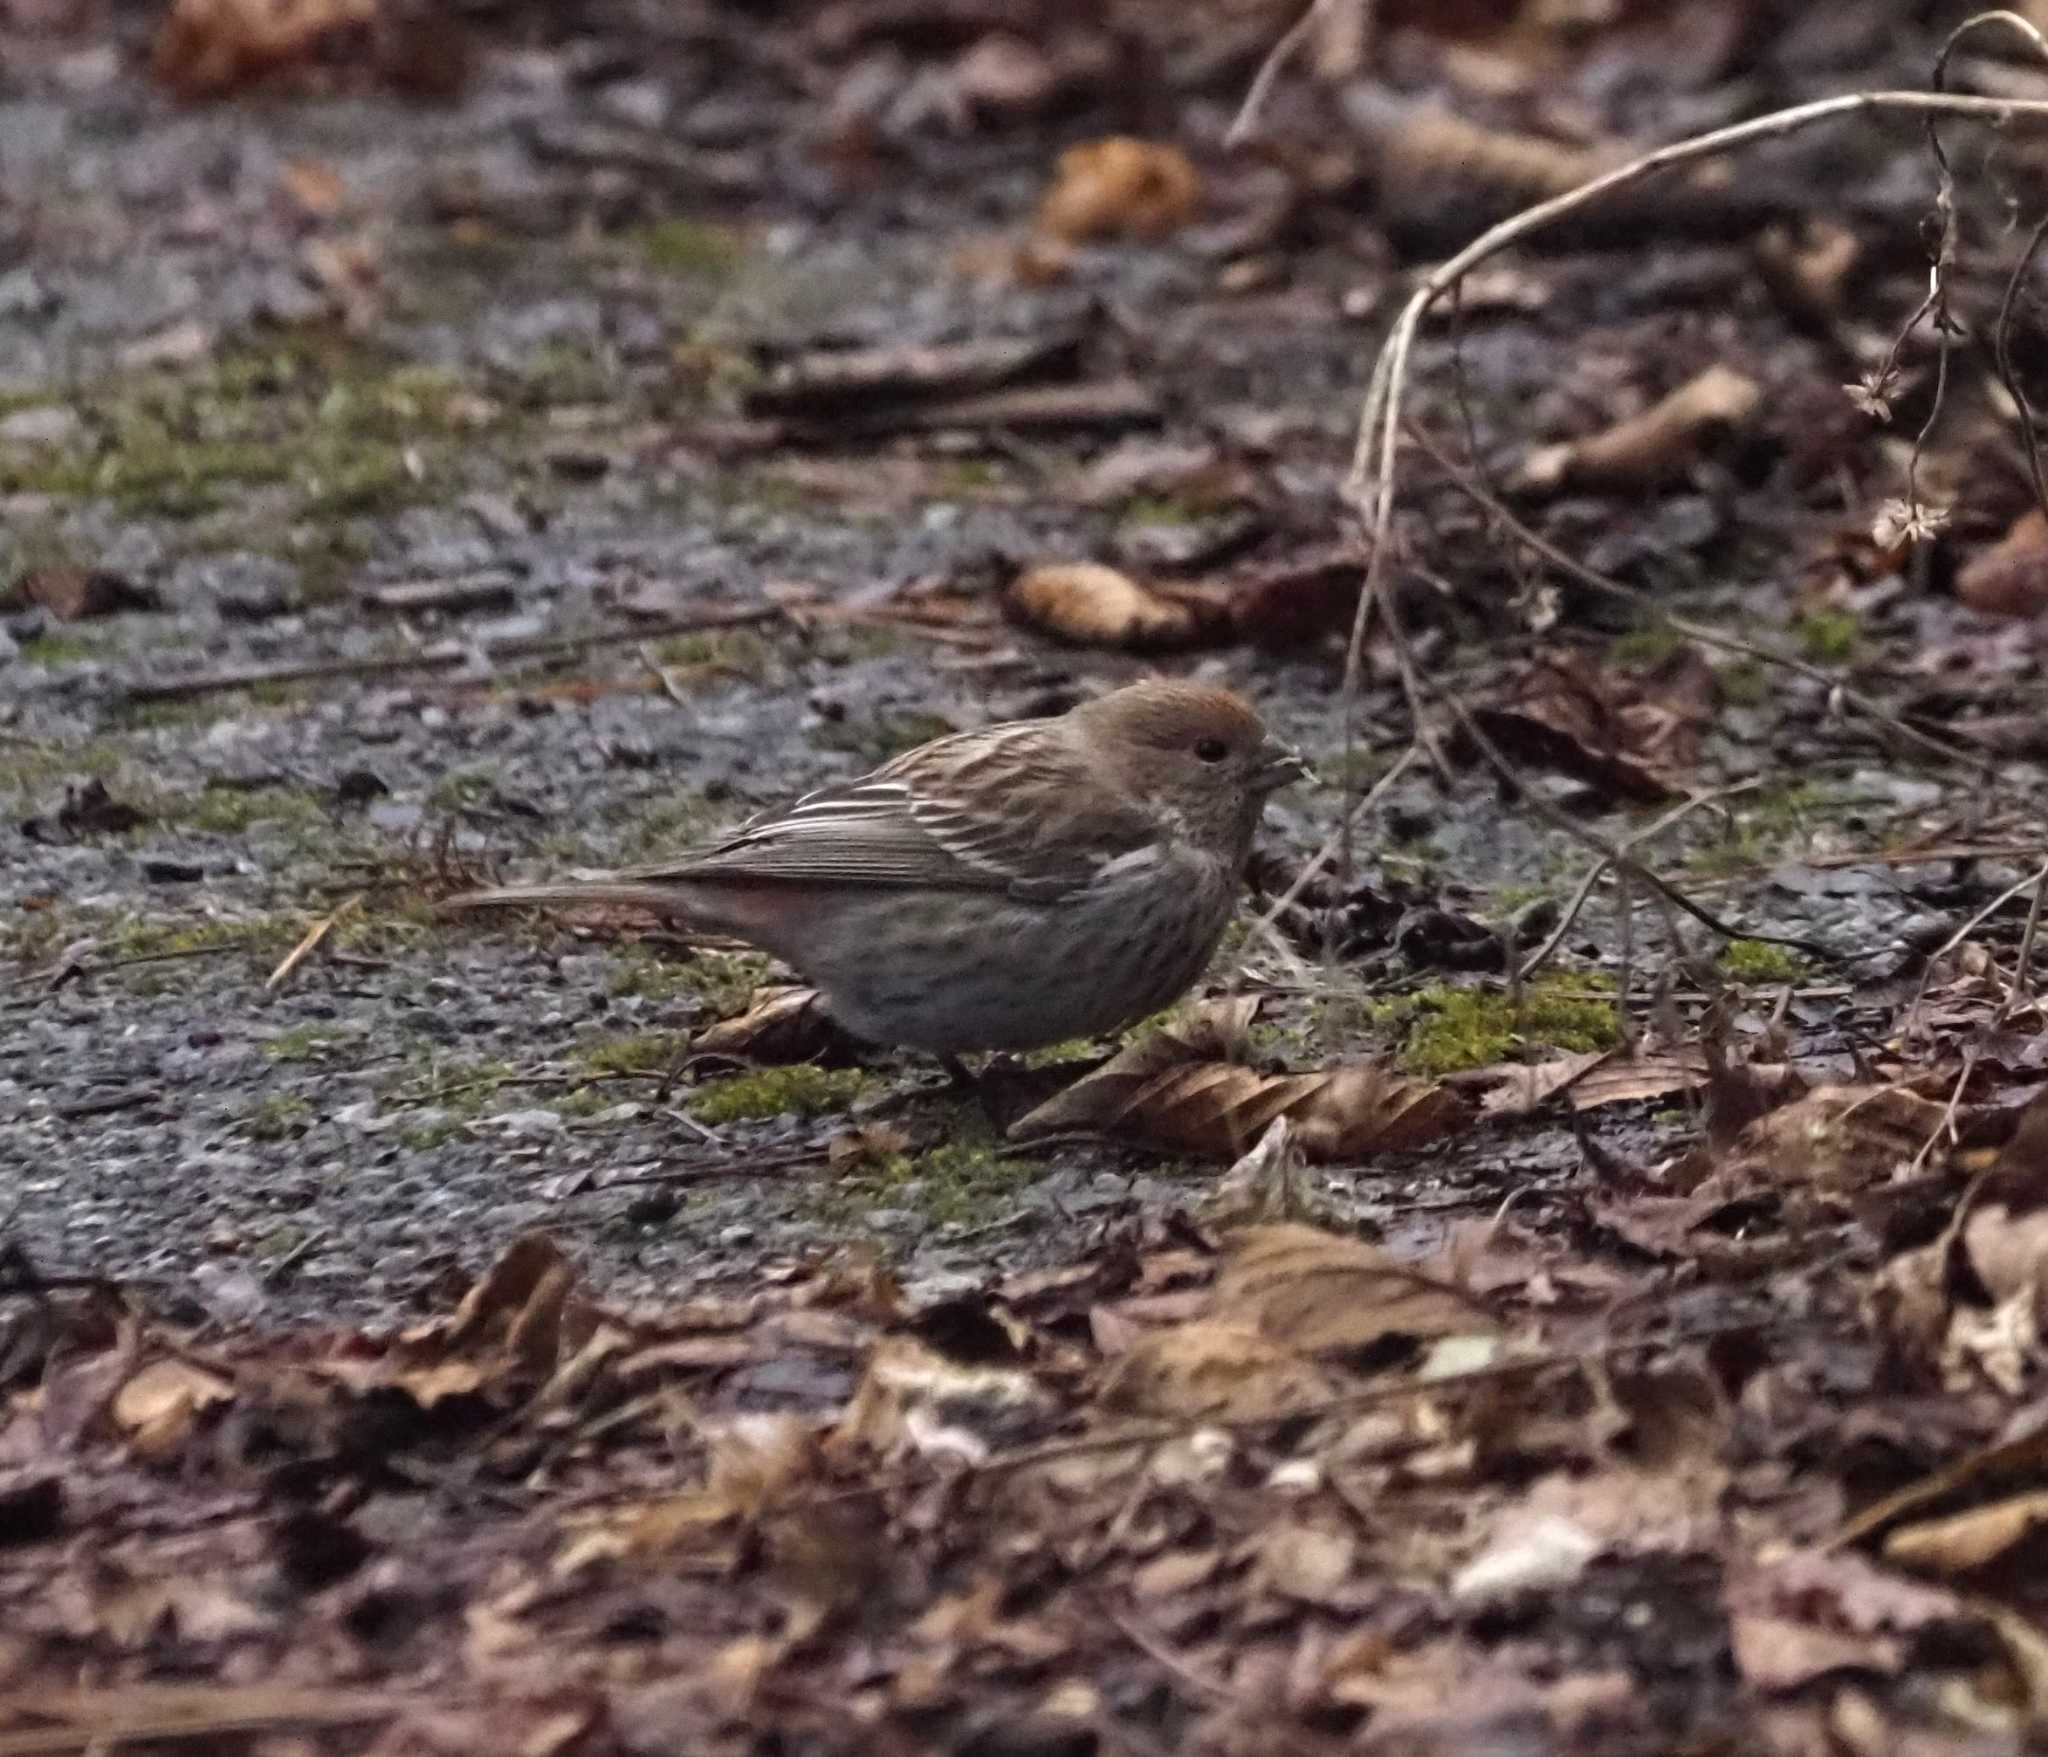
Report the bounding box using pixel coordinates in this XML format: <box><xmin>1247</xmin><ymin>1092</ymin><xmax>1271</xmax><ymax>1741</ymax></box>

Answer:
<box><xmin>5</xmin><ymin>14</ymin><xmax>2045</xmax><ymax>1321</ymax></box>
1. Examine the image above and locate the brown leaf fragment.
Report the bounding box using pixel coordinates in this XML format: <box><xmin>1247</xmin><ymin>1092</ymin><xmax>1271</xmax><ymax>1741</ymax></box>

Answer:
<box><xmin>1129</xmin><ymin>1547</ymin><xmax>1222</xmax><ymax>1600</ymax></box>
<box><xmin>1096</xmin><ymin>1319</ymin><xmax>1333</xmax><ymax>1421</ymax></box>
<box><xmin>557</xmin><ymin>1413</ymin><xmax>819</xmax><ymax>1574</ymax></box>
<box><xmin>1565</xmin><ymin>1050</ymin><xmax>1707</xmax><ymax>1113</ymax></box>
<box><xmin>1010</xmin><ymin>1005</ymin><xmax>1461</xmax><ymax>1162</ymax></box>
<box><xmin>1831</xmin><ymin>1422</ymin><xmax>2048</xmax><ymax>1553</ymax></box>
<box><xmin>692</xmin><ymin>985</ymin><xmax>853</xmax><ymax>1064</ymax></box>
<box><xmin>1254</xmin><ymin>1521</ymin><xmax>1357</xmax><ymax>1608</ymax></box>
<box><xmin>745</xmin><ymin>331</ymin><xmax>1081</xmax><ymax>418</ymax></box>
<box><xmin>1289</xmin><ymin>1062</ymin><xmax>1468</xmax><ymax>1159</ymax></box>
<box><xmin>437</xmin><ymin>1232</ymin><xmax>579</xmax><ymax>1372</ymax></box>
<box><xmin>151</xmin><ymin>0</ymin><xmax>379</xmax><ymax>98</ymax></box>
<box><xmin>1884</xmin><ymin>1491</ymin><xmax>2048</xmax><ymax>1576</ymax></box>
<box><xmin>833</xmin><ymin>1335</ymin><xmax>1060</xmax><ymax>1465</ymax></box>
<box><xmin>1212</xmin><ymin>1224</ymin><xmax>1499</xmax><ymax>1362</ymax></box>
<box><xmin>1466</xmin><ymin>646</ymin><xmax>1715</xmax><ymax>803</ymax></box>
<box><xmin>1225</xmin><ymin>553</ymin><xmax>1365</xmax><ymax>649</ymax></box>
<box><xmin>1003</xmin><ymin>561</ymin><xmax>1207</xmax><ymax>651</ymax></box>
<box><xmin>1957</xmin><ymin>506</ymin><xmax>2048</xmax><ymax>619</ymax></box>
<box><xmin>1728</xmin><ymin>1613</ymin><xmax>1901</xmax><ymax>1690</ymax></box>
<box><xmin>1036</xmin><ymin>137</ymin><xmax>1201</xmax><ymax>243</ymax></box>
<box><xmin>110</xmin><ymin>1358</ymin><xmax>234</xmax><ymax>1461</ymax></box>
<box><xmin>1721</xmin><ymin>1083</ymin><xmax>1950</xmax><ymax>1192</ymax></box>
<box><xmin>18</xmin><ymin>565</ymin><xmax>157</xmax><ymax>622</ymax></box>
<box><xmin>279</xmin><ymin>157</ymin><xmax>349</xmax><ymax>217</ymax></box>
<box><xmin>1475</xmin><ymin>1048</ymin><xmax>1612</xmax><ymax>1116</ymax></box>
<box><xmin>1512</xmin><ymin>364</ymin><xmax>1763</xmax><ymax>497</ymax></box>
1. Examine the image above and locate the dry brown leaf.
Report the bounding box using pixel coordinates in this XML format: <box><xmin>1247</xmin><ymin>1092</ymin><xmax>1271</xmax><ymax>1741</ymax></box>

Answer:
<box><xmin>1096</xmin><ymin>1318</ymin><xmax>1334</xmax><ymax>1421</ymax></box>
<box><xmin>1254</xmin><ymin>1521</ymin><xmax>1358</xmax><ymax>1607</ymax></box>
<box><xmin>151</xmin><ymin>0</ymin><xmax>378</xmax><ymax>98</ymax></box>
<box><xmin>1884</xmin><ymin>1490</ymin><xmax>2048</xmax><ymax>1576</ymax></box>
<box><xmin>557</xmin><ymin>1413</ymin><xmax>819</xmax><ymax>1575</ymax></box>
<box><xmin>1010</xmin><ymin>1011</ymin><xmax>1462</xmax><ymax>1163</ymax></box>
<box><xmin>833</xmin><ymin>1336</ymin><xmax>1059</xmax><ymax>1465</ymax></box>
<box><xmin>1721</xmin><ymin>1083</ymin><xmax>1950</xmax><ymax>1192</ymax></box>
<box><xmin>1728</xmin><ymin>1613</ymin><xmax>1900</xmax><ymax>1691</ymax></box>
<box><xmin>1003</xmin><ymin>561</ymin><xmax>1204</xmax><ymax>651</ymax></box>
<box><xmin>692</xmin><ymin>984</ymin><xmax>851</xmax><ymax>1064</ymax></box>
<box><xmin>1291</xmin><ymin>1063</ymin><xmax>1468</xmax><ymax>1160</ymax></box>
<box><xmin>1512</xmin><ymin>364</ymin><xmax>1762</xmax><ymax>497</ymax></box>
<box><xmin>1225</xmin><ymin>553</ymin><xmax>1365</xmax><ymax>649</ymax></box>
<box><xmin>1212</xmin><ymin>1224</ymin><xmax>1499</xmax><ymax>1361</ymax></box>
<box><xmin>1957</xmin><ymin>507</ymin><xmax>2048</xmax><ymax>619</ymax></box>
<box><xmin>1467</xmin><ymin>646</ymin><xmax>1717</xmax><ymax>803</ymax></box>
<box><xmin>1832</xmin><ymin>1422</ymin><xmax>2048</xmax><ymax>1553</ymax></box>
<box><xmin>18</xmin><ymin>565</ymin><xmax>156</xmax><ymax>622</ymax></box>
<box><xmin>111</xmin><ymin>1359</ymin><xmax>234</xmax><ymax>1461</ymax></box>
<box><xmin>1035</xmin><ymin>137</ymin><xmax>1201</xmax><ymax>244</ymax></box>
<box><xmin>279</xmin><ymin>158</ymin><xmax>349</xmax><ymax>218</ymax></box>
<box><xmin>318</xmin><ymin>1234</ymin><xmax>592</xmax><ymax>1407</ymax></box>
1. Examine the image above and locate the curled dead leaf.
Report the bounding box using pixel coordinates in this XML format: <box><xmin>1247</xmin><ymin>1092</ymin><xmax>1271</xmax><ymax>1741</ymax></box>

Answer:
<box><xmin>1957</xmin><ymin>507</ymin><xmax>2048</xmax><ymax>619</ymax></box>
<box><xmin>1467</xmin><ymin>645</ymin><xmax>1716</xmax><ymax>803</ymax></box>
<box><xmin>693</xmin><ymin>985</ymin><xmax>851</xmax><ymax>1064</ymax></box>
<box><xmin>17</xmin><ymin>565</ymin><xmax>157</xmax><ymax>623</ymax></box>
<box><xmin>1885</xmin><ymin>1491</ymin><xmax>2048</xmax><ymax>1576</ymax></box>
<box><xmin>1097</xmin><ymin>1319</ymin><xmax>1334</xmax><ymax>1421</ymax></box>
<box><xmin>557</xmin><ymin>1412</ymin><xmax>820</xmax><ymax>1575</ymax></box>
<box><xmin>1003</xmin><ymin>561</ymin><xmax>1207</xmax><ymax>651</ymax></box>
<box><xmin>1721</xmin><ymin>1084</ymin><xmax>1950</xmax><ymax>1192</ymax></box>
<box><xmin>112</xmin><ymin>1358</ymin><xmax>234</xmax><ymax>1462</ymax></box>
<box><xmin>833</xmin><ymin>1335</ymin><xmax>1060</xmax><ymax>1465</ymax></box>
<box><xmin>1010</xmin><ymin>1004</ymin><xmax>1463</xmax><ymax>1162</ymax></box>
<box><xmin>151</xmin><ymin>0</ymin><xmax>378</xmax><ymax>98</ymax></box>
<box><xmin>1036</xmin><ymin>137</ymin><xmax>1201</xmax><ymax>244</ymax></box>
<box><xmin>1214</xmin><ymin>1225</ymin><xmax>1499</xmax><ymax>1361</ymax></box>
<box><xmin>1512</xmin><ymin>365</ymin><xmax>1762</xmax><ymax>497</ymax></box>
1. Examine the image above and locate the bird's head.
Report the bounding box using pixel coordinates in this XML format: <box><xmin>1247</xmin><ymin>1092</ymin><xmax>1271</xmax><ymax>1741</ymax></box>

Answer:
<box><xmin>1075</xmin><ymin>679</ymin><xmax>1309</xmax><ymax>853</ymax></box>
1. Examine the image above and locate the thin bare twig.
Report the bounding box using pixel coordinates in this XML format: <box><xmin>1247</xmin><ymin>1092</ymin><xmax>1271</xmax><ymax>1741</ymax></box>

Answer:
<box><xmin>1225</xmin><ymin>0</ymin><xmax>1343</xmax><ymax>148</ymax></box>
<box><xmin>1517</xmin><ymin>781</ymin><xmax>1764</xmax><ymax>983</ymax></box>
<box><xmin>1341</xmin><ymin>88</ymin><xmax>2048</xmax><ymax>789</ymax></box>
<box><xmin>126</xmin><ymin>605</ymin><xmax>783</xmax><ymax>704</ymax></box>
<box><xmin>1906</xmin><ymin>858</ymin><xmax>2048</xmax><ymax>1036</ymax></box>
<box><xmin>1405</xmin><ymin>426</ymin><xmax>1985</xmax><ymax>772</ymax></box>
<box><xmin>266</xmin><ymin>894</ymin><xmax>361</xmax><ymax>993</ymax></box>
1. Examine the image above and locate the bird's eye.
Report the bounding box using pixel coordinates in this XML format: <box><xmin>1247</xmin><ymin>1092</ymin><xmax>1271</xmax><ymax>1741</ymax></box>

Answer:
<box><xmin>1194</xmin><ymin>736</ymin><xmax>1229</xmax><ymax>763</ymax></box>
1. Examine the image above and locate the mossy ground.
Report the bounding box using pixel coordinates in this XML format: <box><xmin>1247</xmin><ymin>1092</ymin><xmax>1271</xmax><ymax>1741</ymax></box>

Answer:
<box><xmin>0</xmin><ymin>332</ymin><xmax>504</xmax><ymax>525</ymax></box>
<box><xmin>686</xmin><ymin>1064</ymin><xmax>875</xmax><ymax>1125</ymax></box>
<box><xmin>1373</xmin><ymin>973</ymin><xmax>1620</xmax><ymax>1075</ymax></box>
<box><xmin>606</xmin><ymin>946</ymin><xmax>771</xmax><ymax>1016</ymax></box>
<box><xmin>1718</xmin><ymin>938</ymin><xmax>1809</xmax><ymax>982</ymax></box>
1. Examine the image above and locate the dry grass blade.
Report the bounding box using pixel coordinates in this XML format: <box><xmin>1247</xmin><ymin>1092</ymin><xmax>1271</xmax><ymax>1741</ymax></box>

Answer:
<box><xmin>265</xmin><ymin>892</ymin><xmax>361</xmax><ymax>992</ymax></box>
<box><xmin>0</xmin><ymin>1684</ymin><xmax>405</xmax><ymax>1755</ymax></box>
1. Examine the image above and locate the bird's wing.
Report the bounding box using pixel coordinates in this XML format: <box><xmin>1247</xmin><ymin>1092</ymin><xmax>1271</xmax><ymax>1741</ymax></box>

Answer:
<box><xmin>617</xmin><ymin>721</ymin><xmax>1155</xmax><ymax>901</ymax></box>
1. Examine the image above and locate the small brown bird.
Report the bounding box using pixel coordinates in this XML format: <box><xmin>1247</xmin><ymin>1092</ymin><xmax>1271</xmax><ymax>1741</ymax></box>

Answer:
<box><xmin>449</xmin><ymin>680</ymin><xmax>1307</xmax><ymax>1058</ymax></box>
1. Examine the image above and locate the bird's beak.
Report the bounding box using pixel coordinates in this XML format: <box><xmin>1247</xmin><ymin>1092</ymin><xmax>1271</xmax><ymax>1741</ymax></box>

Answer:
<box><xmin>1253</xmin><ymin>737</ymin><xmax>1313</xmax><ymax>794</ymax></box>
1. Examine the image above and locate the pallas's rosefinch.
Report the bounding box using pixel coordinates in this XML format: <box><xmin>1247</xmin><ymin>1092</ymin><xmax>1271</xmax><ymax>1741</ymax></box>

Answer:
<box><xmin>450</xmin><ymin>680</ymin><xmax>1308</xmax><ymax>1056</ymax></box>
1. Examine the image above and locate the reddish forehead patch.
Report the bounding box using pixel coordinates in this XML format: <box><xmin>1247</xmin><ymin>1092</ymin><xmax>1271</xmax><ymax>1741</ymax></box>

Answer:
<box><xmin>1084</xmin><ymin>680</ymin><xmax>1266</xmax><ymax>747</ymax></box>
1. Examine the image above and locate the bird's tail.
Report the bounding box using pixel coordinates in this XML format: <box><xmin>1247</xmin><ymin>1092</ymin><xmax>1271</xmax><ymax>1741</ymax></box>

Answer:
<box><xmin>440</xmin><ymin>879</ymin><xmax>695</xmax><ymax>918</ymax></box>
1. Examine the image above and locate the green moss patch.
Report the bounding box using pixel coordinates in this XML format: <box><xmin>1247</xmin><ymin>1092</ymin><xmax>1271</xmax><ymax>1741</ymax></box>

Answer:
<box><xmin>0</xmin><ymin>333</ymin><xmax>502</xmax><ymax>522</ymax></box>
<box><xmin>577</xmin><ymin>1030</ymin><xmax>688</xmax><ymax>1077</ymax></box>
<box><xmin>1793</xmin><ymin>608</ymin><xmax>1860</xmax><ymax>665</ymax></box>
<box><xmin>244</xmin><ymin>1093</ymin><xmax>314</xmax><ymax>1141</ymax></box>
<box><xmin>1719</xmin><ymin>939</ymin><xmax>1808</xmax><ymax>983</ymax></box>
<box><xmin>1375</xmin><ymin>975</ymin><xmax>1619</xmax><ymax>1075</ymax></box>
<box><xmin>607</xmin><ymin>946</ymin><xmax>770</xmax><ymax>1016</ymax></box>
<box><xmin>264</xmin><ymin>1025</ymin><xmax>348</xmax><ymax>1064</ymax></box>
<box><xmin>687</xmin><ymin>1065</ymin><xmax>873</xmax><ymax>1125</ymax></box>
<box><xmin>629</xmin><ymin>218</ymin><xmax>748</xmax><ymax>280</ymax></box>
